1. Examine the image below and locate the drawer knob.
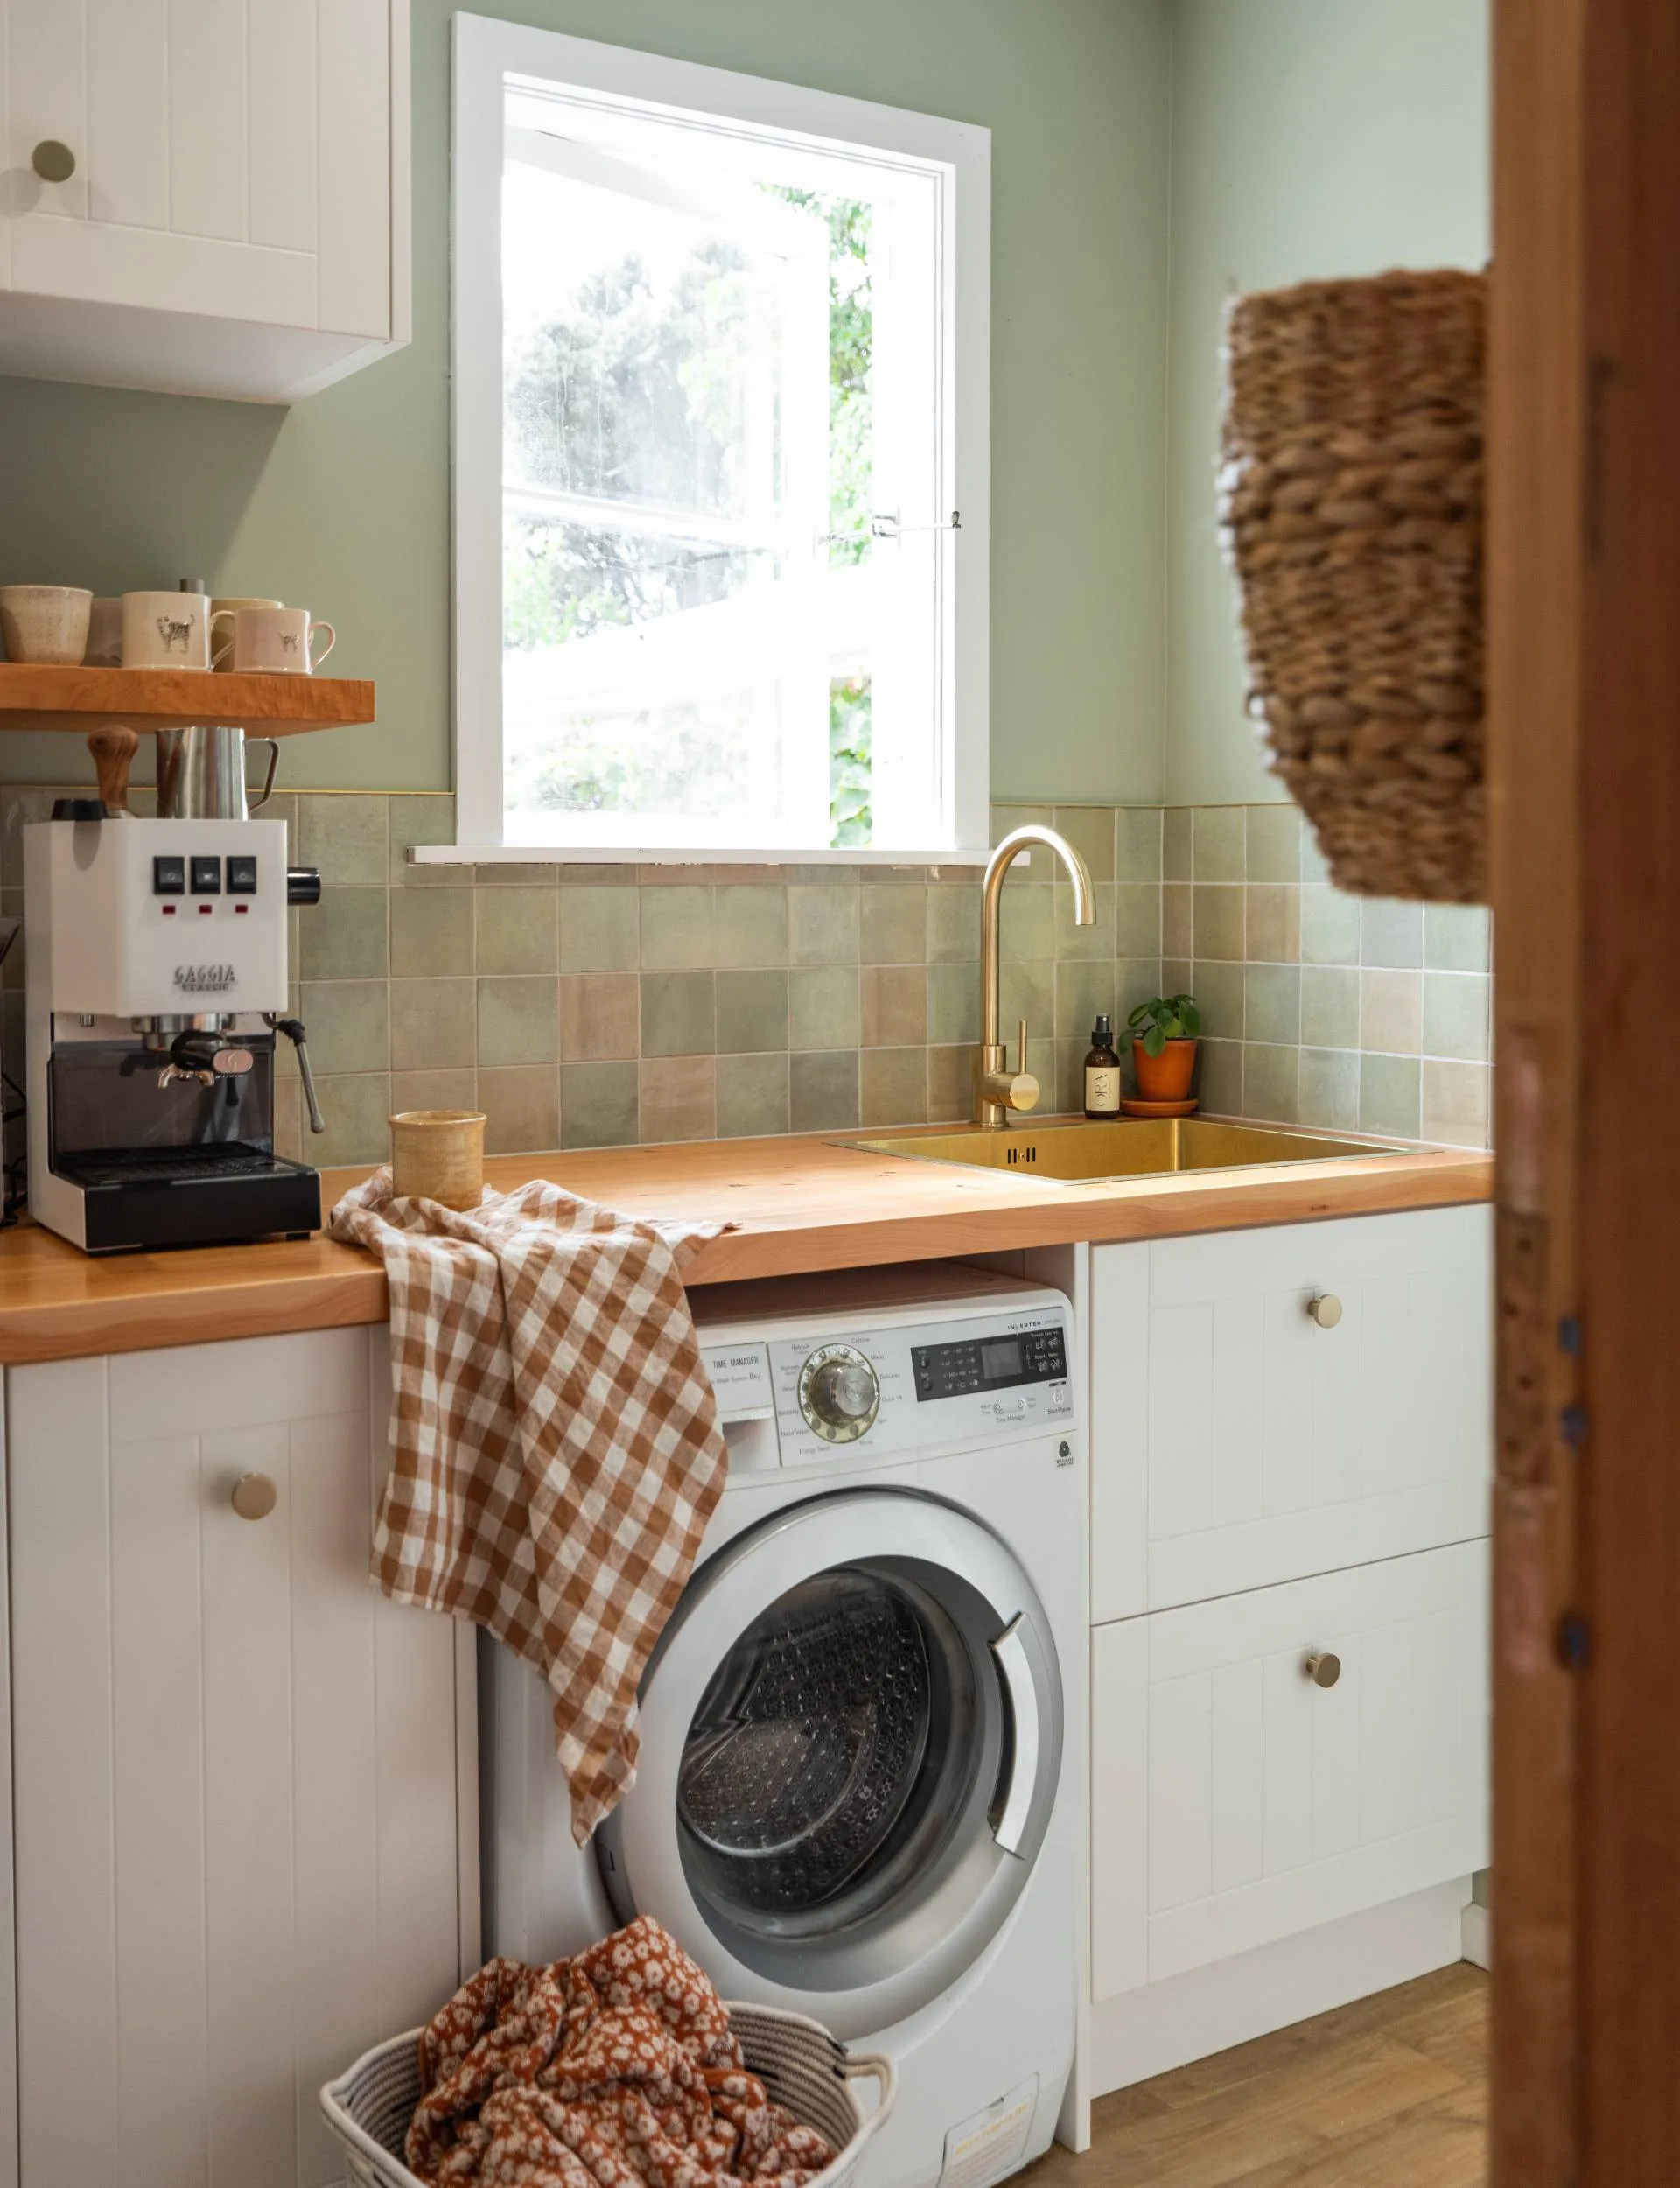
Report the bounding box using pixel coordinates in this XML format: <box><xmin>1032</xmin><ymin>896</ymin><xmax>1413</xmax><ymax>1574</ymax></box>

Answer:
<box><xmin>31</xmin><ymin>140</ymin><xmax>76</xmax><ymax>184</ymax></box>
<box><xmin>1307</xmin><ymin>1292</ymin><xmax>1343</xmax><ymax>1329</ymax></box>
<box><xmin>1305</xmin><ymin>1651</ymin><xmax>1341</xmax><ymax>1688</ymax></box>
<box><xmin>231</xmin><ymin>1472</ymin><xmax>278</xmax><ymax>1521</ymax></box>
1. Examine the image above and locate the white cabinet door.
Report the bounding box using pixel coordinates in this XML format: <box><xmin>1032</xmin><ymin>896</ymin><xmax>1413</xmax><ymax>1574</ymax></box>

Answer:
<box><xmin>1091</xmin><ymin>1206</ymin><xmax>1493</xmax><ymax>1622</ymax></box>
<box><xmin>0</xmin><ymin>0</ymin><xmax>409</xmax><ymax>399</ymax></box>
<box><xmin>1090</xmin><ymin>1539</ymin><xmax>1488</xmax><ymax>2002</ymax></box>
<box><xmin>6</xmin><ymin>1328</ymin><xmax>469</xmax><ymax>2188</ymax></box>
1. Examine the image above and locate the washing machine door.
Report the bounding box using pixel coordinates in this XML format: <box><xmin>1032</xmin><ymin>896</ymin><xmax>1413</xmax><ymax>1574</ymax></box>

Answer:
<box><xmin>597</xmin><ymin>1489</ymin><xmax>1063</xmax><ymax>2038</ymax></box>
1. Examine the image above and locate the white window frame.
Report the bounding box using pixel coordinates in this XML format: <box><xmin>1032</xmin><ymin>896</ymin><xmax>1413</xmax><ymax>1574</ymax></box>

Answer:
<box><xmin>439</xmin><ymin>11</ymin><xmax>991</xmax><ymax>868</ymax></box>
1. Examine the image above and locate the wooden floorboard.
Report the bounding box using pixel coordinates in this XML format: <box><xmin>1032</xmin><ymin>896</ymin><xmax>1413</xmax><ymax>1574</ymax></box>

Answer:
<box><xmin>1026</xmin><ymin>1966</ymin><xmax>1488</xmax><ymax>2188</ymax></box>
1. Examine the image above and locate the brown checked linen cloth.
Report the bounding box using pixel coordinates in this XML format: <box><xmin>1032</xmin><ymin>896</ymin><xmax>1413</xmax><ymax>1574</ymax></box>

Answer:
<box><xmin>331</xmin><ymin>1170</ymin><xmax>732</xmax><ymax>1844</ymax></box>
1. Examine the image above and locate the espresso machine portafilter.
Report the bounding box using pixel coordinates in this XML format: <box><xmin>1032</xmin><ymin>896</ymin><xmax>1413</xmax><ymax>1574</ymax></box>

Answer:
<box><xmin>24</xmin><ymin>802</ymin><xmax>326</xmax><ymax>1252</ymax></box>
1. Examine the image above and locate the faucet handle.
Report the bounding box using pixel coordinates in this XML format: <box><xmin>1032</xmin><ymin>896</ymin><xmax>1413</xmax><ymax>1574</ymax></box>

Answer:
<box><xmin>1018</xmin><ymin>1018</ymin><xmax>1030</xmax><ymax>1074</ymax></box>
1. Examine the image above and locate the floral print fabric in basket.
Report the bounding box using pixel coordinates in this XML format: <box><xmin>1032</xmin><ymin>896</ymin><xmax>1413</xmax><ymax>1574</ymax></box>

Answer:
<box><xmin>406</xmin><ymin>1915</ymin><xmax>838</xmax><ymax>2188</ymax></box>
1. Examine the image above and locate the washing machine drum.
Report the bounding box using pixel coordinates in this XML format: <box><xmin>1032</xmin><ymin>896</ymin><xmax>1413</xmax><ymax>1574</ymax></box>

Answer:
<box><xmin>596</xmin><ymin>1489</ymin><xmax>1063</xmax><ymax>2038</ymax></box>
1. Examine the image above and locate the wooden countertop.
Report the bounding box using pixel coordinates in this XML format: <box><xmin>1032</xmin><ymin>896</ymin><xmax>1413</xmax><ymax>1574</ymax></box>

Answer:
<box><xmin>0</xmin><ymin>1124</ymin><xmax>1492</xmax><ymax>1365</ymax></box>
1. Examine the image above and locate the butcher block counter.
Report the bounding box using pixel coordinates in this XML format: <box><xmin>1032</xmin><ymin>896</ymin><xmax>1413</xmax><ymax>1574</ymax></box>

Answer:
<box><xmin>0</xmin><ymin>1123</ymin><xmax>1491</xmax><ymax>1365</ymax></box>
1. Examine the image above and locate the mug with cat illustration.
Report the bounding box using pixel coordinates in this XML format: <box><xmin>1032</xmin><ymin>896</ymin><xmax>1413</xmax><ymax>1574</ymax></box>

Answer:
<box><xmin>122</xmin><ymin>590</ymin><xmax>210</xmax><ymax>670</ymax></box>
<box><xmin>211</xmin><ymin>604</ymin><xmax>336</xmax><ymax>675</ymax></box>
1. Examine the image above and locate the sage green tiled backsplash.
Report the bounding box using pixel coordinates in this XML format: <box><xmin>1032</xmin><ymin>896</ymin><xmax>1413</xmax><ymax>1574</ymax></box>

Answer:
<box><xmin>0</xmin><ymin>790</ymin><xmax>1491</xmax><ymax>1165</ymax></box>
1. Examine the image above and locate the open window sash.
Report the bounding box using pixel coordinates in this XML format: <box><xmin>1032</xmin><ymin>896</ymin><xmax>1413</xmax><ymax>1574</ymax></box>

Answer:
<box><xmin>500</xmin><ymin>129</ymin><xmax>830</xmax><ymax>849</ymax></box>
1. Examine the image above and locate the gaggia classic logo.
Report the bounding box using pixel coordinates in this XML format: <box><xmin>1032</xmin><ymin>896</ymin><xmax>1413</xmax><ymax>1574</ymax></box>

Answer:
<box><xmin>173</xmin><ymin>963</ymin><xmax>237</xmax><ymax>994</ymax></box>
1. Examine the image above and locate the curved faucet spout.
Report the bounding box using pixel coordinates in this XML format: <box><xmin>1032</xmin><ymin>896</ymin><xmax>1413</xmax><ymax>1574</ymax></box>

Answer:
<box><xmin>976</xmin><ymin>825</ymin><xmax>1096</xmax><ymax>1125</ymax></box>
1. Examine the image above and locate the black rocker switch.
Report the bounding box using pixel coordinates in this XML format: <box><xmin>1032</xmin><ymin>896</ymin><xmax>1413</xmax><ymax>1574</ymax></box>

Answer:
<box><xmin>152</xmin><ymin>854</ymin><xmax>186</xmax><ymax>895</ymax></box>
<box><xmin>226</xmin><ymin>855</ymin><xmax>258</xmax><ymax>895</ymax></box>
<box><xmin>189</xmin><ymin>855</ymin><xmax>222</xmax><ymax>895</ymax></box>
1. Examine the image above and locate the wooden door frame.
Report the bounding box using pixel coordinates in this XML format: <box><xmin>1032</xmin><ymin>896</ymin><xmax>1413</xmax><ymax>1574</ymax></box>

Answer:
<box><xmin>1491</xmin><ymin>1</ymin><xmax>1680</xmax><ymax>2178</ymax></box>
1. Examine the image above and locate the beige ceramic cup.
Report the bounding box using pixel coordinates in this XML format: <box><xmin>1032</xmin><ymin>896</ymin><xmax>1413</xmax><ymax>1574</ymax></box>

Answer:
<box><xmin>389</xmin><ymin>1109</ymin><xmax>487</xmax><ymax>1210</ymax></box>
<box><xmin>208</xmin><ymin>595</ymin><xmax>282</xmax><ymax>671</ymax></box>
<box><xmin>0</xmin><ymin>584</ymin><xmax>92</xmax><ymax>664</ymax></box>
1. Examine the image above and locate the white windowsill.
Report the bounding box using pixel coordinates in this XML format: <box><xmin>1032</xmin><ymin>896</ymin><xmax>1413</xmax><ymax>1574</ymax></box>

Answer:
<box><xmin>410</xmin><ymin>844</ymin><xmax>998</xmax><ymax>868</ymax></box>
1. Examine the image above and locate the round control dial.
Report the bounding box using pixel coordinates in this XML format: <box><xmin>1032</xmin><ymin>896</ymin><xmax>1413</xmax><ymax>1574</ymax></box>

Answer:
<box><xmin>796</xmin><ymin>1343</ymin><xmax>881</xmax><ymax>1443</ymax></box>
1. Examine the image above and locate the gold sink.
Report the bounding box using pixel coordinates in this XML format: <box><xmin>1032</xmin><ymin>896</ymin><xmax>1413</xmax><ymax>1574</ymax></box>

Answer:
<box><xmin>840</xmin><ymin>1115</ymin><xmax>1409</xmax><ymax>1184</ymax></box>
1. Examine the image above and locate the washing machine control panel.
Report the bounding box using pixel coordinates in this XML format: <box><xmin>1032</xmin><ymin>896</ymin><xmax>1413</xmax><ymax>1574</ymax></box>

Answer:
<box><xmin>702</xmin><ymin>1299</ymin><xmax>1074</xmax><ymax>1468</ymax></box>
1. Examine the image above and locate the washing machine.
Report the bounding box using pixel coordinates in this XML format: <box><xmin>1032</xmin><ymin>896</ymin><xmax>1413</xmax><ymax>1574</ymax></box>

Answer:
<box><xmin>484</xmin><ymin>1262</ymin><xmax>1083</xmax><ymax>2188</ymax></box>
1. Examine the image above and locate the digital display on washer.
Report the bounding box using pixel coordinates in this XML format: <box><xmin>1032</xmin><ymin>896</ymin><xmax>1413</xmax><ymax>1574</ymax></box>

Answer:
<box><xmin>912</xmin><ymin>1326</ymin><xmax>1068</xmax><ymax>1399</ymax></box>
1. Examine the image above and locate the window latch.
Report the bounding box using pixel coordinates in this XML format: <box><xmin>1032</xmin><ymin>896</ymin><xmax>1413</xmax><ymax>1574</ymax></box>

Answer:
<box><xmin>868</xmin><ymin>509</ymin><xmax>962</xmax><ymax>541</ymax></box>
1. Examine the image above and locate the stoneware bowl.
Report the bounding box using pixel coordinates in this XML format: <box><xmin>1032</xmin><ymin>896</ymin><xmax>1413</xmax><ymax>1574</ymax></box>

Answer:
<box><xmin>0</xmin><ymin>584</ymin><xmax>92</xmax><ymax>665</ymax></box>
<box><xmin>388</xmin><ymin>1109</ymin><xmax>487</xmax><ymax>1210</ymax></box>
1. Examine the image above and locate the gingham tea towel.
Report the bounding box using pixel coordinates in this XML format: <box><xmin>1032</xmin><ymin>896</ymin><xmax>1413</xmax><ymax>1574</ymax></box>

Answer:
<box><xmin>331</xmin><ymin>1169</ymin><xmax>732</xmax><ymax>1843</ymax></box>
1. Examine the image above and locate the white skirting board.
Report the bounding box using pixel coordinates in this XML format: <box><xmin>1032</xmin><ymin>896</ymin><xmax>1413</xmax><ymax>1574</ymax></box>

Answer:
<box><xmin>1461</xmin><ymin>1897</ymin><xmax>1491</xmax><ymax>1971</ymax></box>
<box><xmin>1089</xmin><ymin>1876</ymin><xmax>1475</xmax><ymax>2095</ymax></box>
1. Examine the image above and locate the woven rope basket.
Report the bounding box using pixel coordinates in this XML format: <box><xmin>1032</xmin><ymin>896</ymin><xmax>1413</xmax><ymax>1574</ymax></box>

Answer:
<box><xmin>1220</xmin><ymin>266</ymin><xmax>1486</xmax><ymax>903</ymax></box>
<box><xmin>320</xmin><ymin>2002</ymin><xmax>896</xmax><ymax>2188</ymax></box>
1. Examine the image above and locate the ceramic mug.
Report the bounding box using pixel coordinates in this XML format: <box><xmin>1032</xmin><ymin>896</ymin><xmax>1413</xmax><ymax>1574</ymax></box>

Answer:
<box><xmin>388</xmin><ymin>1110</ymin><xmax>486</xmax><ymax>1210</ymax></box>
<box><xmin>211</xmin><ymin>604</ymin><xmax>335</xmax><ymax>675</ymax></box>
<box><xmin>122</xmin><ymin>590</ymin><xmax>210</xmax><ymax>670</ymax></box>
<box><xmin>0</xmin><ymin>585</ymin><xmax>92</xmax><ymax>665</ymax></box>
<box><xmin>208</xmin><ymin>595</ymin><xmax>282</xmax><ymax>672</ymax></box>
<box><xmin>82</xmin><ymin>596</ymin><xmax>122</xmax><ymax>666</ymax></box>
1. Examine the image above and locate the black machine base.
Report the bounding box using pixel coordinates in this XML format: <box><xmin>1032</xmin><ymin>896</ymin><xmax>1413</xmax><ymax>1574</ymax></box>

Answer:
<box><xmin>52</xmin><ymin>1145</ymin><xmax>323</xmax><ymax>1252</ymax></box>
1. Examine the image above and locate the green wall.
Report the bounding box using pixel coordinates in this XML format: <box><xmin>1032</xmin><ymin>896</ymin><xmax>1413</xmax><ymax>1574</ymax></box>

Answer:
<box><xmin>1163</xmin><ymin>0</ymin><xmax>1490</xmax><ymax>806</ymax></box>
<box><xmin>0</xmin><ymin>0</ymin><xmax>1172</xmax><ymax>804</ymax></box>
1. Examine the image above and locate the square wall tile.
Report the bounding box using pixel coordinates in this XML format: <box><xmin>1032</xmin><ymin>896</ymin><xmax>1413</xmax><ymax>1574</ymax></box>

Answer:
<box><xmin>928</xmin><ymin>963</ymin><xmax>981</xmax><ymax>1045</ymax></box>
<box><xmin>714</xmin><ymin>884</ymin><xmax>788</xmax><ymax>968</ymax></box>
<box><xmin>390</xmin><ymin>978</ymin><xmax>476</xmax><ymax>1071</ymax></box>
<box><xmin>1193</xmin><ymin>807</ymin><xmax>1245</xmax><ymax>881</ymax></box>
<box><xmin>1055</xmin><ymin>883</ymin><xmax>1116</xmax><ymax>959</ymax></box>
<box><xmin>640</xmin><ymin>884</ymin><xmax>715</xmax><ymax>969</ymax></box>
<box><xmin>1196</xmin><ymin>1037</ymin><xmax>1243</xmax><ymax>1115</ymax></box>
<box><xmin>389</xmin><ymin>888</ymin><xmax>472</xmax><ymax>978</ymax></box>
<box><xmin>716</xmin><ymin>969</ymin><xmax>789</xmax><ymax>1055</ymax></box>
<box><xmin>860</xmin><ymin>1047</ymin><xmax>928</xmax><ymax>1128</ymax></box>
<box><xmin>790</xmin><ymin>1049</ymin><xmax>858</xmax><ymax>1133</ymax></box>
<box><xmin>1163</xmin><ymin>883</ymin><xmax>1192</xmax><ymax>959</ymax></box>
<box><xmin>1052</xmin><ymin>805</ymin><xmax>1116</xmax><ymax>884</ymax></box>
<box><xmin>1164</xmin><ymin>807</ymin><xmax>1193</xmax><ymax>883</ymax></box>
<box><xmin>391</xmin><ymin>1068</ymin><xmax>478</xmax><ymax>1115</ymax></box>
<box><xmin>1191</xmin><ymin>959</ymin><xmax>1246</xmax><ymax>1041</ymax></box>
<box><xmin>789</xmin><ymin>886</ymin><xmax>859</xmax><ymax>964</ymax></box>
<box><xmin>1298</xmin><ymin>1047</ymin><xmax>1361</xmax><ymax>1132</ymax></box>
<box><xmin>1301</xmin><ymin>964</ymin><xmax>1359</xmax><ymax>1051</ymax></box>
<box><xmin>298</xmin><ymin>794</ymin><xmax>387</xmax><ymax>887</ymax></box>
<box><xmin>1243</xmin><ymin>1043</ymin><xmax>1300</xmax><ymax>1124</ymax></box>
<box><xmin>1360</xmin><ymin>969</ymin><xmax>1423</xmax><ymax>1055</ymax></box>
<box><xmin>303</xmin><ymin>889</ymin><xmax>388</xmax><ymax>980</ymax></box>
<box><xmin>999</xmin><ymin>885</ymin><xmax>1056</xmax><ymax>961</ymax></box>
<box><xmin>1300</xmin><ymin>885</ymin><xmax>1362</xmax><ymax>966</ymax></box>
<box><xmin>1360</xmin><ymin>1053</ymin><xmax>1422</xmax><ymax>1139</ymax></box>
<box><xmin>561</xmin><ymin>1060</ymin><xmax>639</xmax><ymax>1150</ymax></box>
<box><xmin>789</xmin><ymin>965</ymin><xmax>858</xmax><ymax>1050</ymax></box>
<box><xmin>1423</xmin><ymin>971</ymin><xmax>1491</xmax><ymax>1062</ymax></box>
<box><xmin>860</xmin><ymin>965</ymin><xmax>927</xmax><ymax>1048</ymax></box>
<box><xmin>1245</xmin><ymin>964</ymin><xmax>1300</xmax><ymax>1048</ymax></box>
<box><xmin>560</xmin><ymin>886</ymin><xmax>639</xmax><ymax>972</ymax></box>
<box><xmin>717</xmin><ymin>1052</ymin><xmax>789</xmax><ymax>1140</ymax></box>
<box><xmin>928</xmin><ymin>887</ymin><xmax>981</xmax><ymax>964</ymax></box>
<box><xmin>1000</xmin><ymin>959</ymin><xmax>1056</xmax><ymax>1042</ymax></box>
<box><xmin>1361</xmin><ymin>897</ymin><xmax>1424</xmax><ymax>969</ymax></box>
<box><xmin>478</xmin><ymin>976</ymin><xmax>557</xmax><ymax>1067</ymax></box>
<box><xmin>480</xmin><ymin>1065</ymin><xmax>558</xmax><ymax>1155</ymax></box>
<box><xmin>475</xmin><ymin>887</ymin><xmax>557</xmax><ymax>976</ymax></box>
<box><xmin>311</xmin><ymin>1074</ymin><xmax>391</xmax><ymax>1167</ymax></box>
<box><xmin>927</xmin><ymin>1044</ymin><xmax>978</xmax><ymax>1122</ymax></box>
<box><xmin>1245</xmin><ymin>885</ymin><xmax>1300</xmax><ymax>964</ymax></box>
<box><xmin>640</xmin><ymin>970</ymin><xmax>714</xmax><ymax>1056</ymax></box>
<box><xmin>1116</xmin><ymin>884</ymin><xmax>1162</xmax><ymax>957</ymax></box>
<box><xmin>1056</xmin><ymin>961</ymin><xmax>1117</xmax><ymax>1041</ymax></box>
<box><xmin>388</xmin><ymin>794</ymin><xmax>467</xmax><ymax>887</ymax></box>
<box><xmin>1116</xmin><ymin>806</ymin><xmax>1163</xmax><ymax>885</ymax></box>
<box><xmin>1423</xmin><ymin>1058</ymin><xmax>1492</xmax><ymax>1147</ymax></box>
<box><xmin>640</xmin><ymin>1055</ymin><xmax>716</xmax><ymax>1143</ymax></box>
<box><xmin>1424</xmin><ymin>901</ymin><xmax>1492</xmax><ymax>972</ymax></box>
<box><xmin>559</xmin><ymin>972</ymin><xmax>640</xmax><ymax>1061</ymax></box>
<box><xmin>1245</xmin><ymin>803</ymin><xmax>1302</xmax><ymax>885</ymax></box>
<box><xmin>1193</xmin><ymin>886</ymin><xmax>1244</xmax><ymax>961</ymax></box>
<box><xmin>298</xmin><ymin>979</ymin><xmax>388</xmax><ymax>1075</ymax></box>
<box><xmin>860</xmin><ymin>885</ymin><xmax>927</xmax><ymax>965</ymax></box>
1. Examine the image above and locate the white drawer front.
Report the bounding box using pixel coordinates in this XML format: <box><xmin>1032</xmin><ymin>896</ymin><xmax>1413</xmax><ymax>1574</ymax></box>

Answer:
<box><xmin>1091</xmin><ymin>1206</ymin><xmax>1492</xmax><ymax>1620</ymax></box>
<box><xmin>1090</xmin><ymin>1540</ymin><xmax>1488</xmax><ymax>2001</ymax></box>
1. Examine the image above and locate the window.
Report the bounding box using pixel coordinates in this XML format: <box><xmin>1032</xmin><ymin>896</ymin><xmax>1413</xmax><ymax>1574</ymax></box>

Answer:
<box><xmin>451</xmin><ymin>17</ymin><xmax>990</xmax><ymax>863</ymax></box>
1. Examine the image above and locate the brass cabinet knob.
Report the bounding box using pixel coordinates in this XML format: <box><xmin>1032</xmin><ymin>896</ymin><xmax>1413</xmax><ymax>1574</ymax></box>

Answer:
<box><xmin>1307</xmin><ymin>1292</ymin><xmax>1343</xmax><ymax>1329</ymax></box>
<box><xmin>231</xmin><ymin>1473</ymin><xmax>278</xmax><ymax>1521</ymax></box>
<box><xmin>1305</xmin><ymin>1651</ymin><xmax>1341</xmax><ymax>1688</ymax></box>
<box><xmin>31</xmin><ymin>140</ymin><xmax>76</xmax><ymax>184</ymax></box>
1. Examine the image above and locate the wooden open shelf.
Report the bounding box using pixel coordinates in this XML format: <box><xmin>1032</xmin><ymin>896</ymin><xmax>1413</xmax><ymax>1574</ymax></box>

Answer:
<box><xmin>0</xmin><ymin>663</ymin><xmax>374</xmax><ymax>736</ymax></box>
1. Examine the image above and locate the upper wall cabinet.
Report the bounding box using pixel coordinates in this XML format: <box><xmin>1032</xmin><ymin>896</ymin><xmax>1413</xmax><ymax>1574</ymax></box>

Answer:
<box><xmin>0</xmin><ymin>0</ymin><xmax>410</xmax><ymax>403</ymax></box>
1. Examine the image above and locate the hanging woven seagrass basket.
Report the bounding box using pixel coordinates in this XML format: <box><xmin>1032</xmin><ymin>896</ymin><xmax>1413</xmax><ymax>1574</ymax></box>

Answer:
<box><xmin>1220</xmin><ymin>267</ymin><xmax>1486</xmax><ymax>903</ymax></box>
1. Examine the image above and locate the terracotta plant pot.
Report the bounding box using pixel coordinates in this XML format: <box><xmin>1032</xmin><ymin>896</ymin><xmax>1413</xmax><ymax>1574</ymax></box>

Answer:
<box><xmin>1132</xmin><ymin>1035</ymin><xmax>1199</xmax><ymax>1104</ymax></box>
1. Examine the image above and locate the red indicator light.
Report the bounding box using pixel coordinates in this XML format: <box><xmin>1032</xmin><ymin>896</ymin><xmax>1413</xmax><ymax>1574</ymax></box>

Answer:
<box><xmin>199</xmin><ymin>903</ymin><xmax>213</xmax><ymax>915</ymax></box>
<box><xmin>161</xmin><ymin>904</ymin><xmax>176</xmax><ymax>915</ymax></box>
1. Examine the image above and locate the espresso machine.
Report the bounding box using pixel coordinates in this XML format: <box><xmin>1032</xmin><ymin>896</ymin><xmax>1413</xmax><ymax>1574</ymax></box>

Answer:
<box><xmin>24</xmin><ymin>798</ymin><xmax>326</xmax><ymax>1252</ymax></box>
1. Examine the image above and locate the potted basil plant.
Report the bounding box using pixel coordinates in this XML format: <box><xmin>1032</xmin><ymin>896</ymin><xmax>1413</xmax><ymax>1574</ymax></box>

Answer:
<box><xmin>1126</xmin><ymin>993</ymin><xmax>1201</xmax><ymax>1103</ymax></box>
